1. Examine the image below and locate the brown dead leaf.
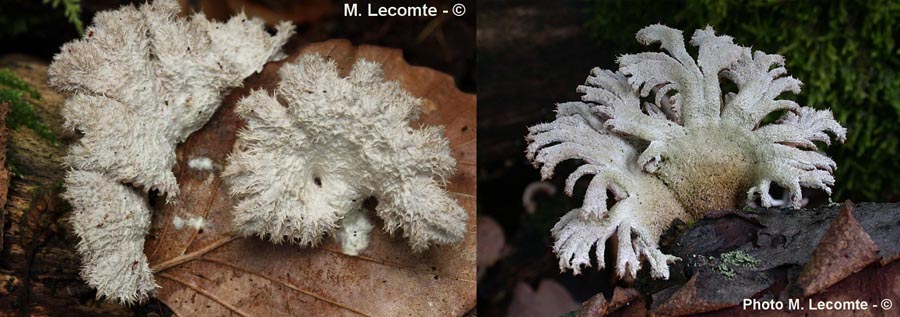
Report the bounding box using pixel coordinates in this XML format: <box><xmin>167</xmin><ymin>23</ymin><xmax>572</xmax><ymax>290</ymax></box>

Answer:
<box><xmin>143</xmin><ymin>40</ymin><xmax>476</xmax><ymax>316</ymax></box>
<box><xmin>576</xmin><ymin>287</ymin><xmax>640</xmax><ymax>317</ymax></box>
<box><xmin>652</xmin><ymin>274</ymin><xmax>735</xmax><ymax>316</ymax></box>
<box><xmin>796</xmin><ymin>201</ymin><xmax>880</xmax><ymax>297</ymax></box>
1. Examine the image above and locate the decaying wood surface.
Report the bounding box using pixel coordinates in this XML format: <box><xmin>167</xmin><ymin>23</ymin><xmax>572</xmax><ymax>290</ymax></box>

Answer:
<box><xmin>577</xmin><ymin>201</ymin><xmax>900</xmax><ymax>317</ymax></box>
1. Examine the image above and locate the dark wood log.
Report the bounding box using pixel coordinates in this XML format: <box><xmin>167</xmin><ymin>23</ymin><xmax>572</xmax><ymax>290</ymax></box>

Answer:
<box><xmin>577</xmin><ymin>201</ymin><xmax>900</xmax><ymax>317</ymax></box>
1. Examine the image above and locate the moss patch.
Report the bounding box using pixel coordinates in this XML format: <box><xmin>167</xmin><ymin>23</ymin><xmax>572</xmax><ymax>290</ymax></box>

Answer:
<box><xmin>0</xmin><ymin>68</ymin><xmax>57</xmax><ymax>146</ymax></box>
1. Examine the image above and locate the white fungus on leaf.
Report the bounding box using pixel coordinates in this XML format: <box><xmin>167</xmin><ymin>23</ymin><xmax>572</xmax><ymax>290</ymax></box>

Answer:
<box><xmin>526</xmin><ymin>25</ymin><xmax>845</xmax><ymax>280</ymax></box>
<box><xmin>334</xmin><ymin>208</ymin><xmax>375</xmax><ymax>256</ymax></box>
<box><xmin>223</xmin><ymin>54</ymin><xmax>468</xmax><ymax>252</ymax></box>
<box><xmin>48</xmin><ymin>0</ymin><xmax>294</xmax><ymax>304</ymax></box>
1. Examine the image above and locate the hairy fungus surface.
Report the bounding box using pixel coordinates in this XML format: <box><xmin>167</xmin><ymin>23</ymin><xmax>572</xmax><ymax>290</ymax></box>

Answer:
<box><xmin>224</xmin><ymin>54</ymin><xmax>468</xmax><ymax>252</ymax></box>
<box><xmin>48</xmin><ymin>0</ymin><xmax>293</xmax><ymax>303</ymax></box>
<box><xmin>526</xmin><ymin>24</ymin><xmax>845</xmax><ymax>279</ymax></box>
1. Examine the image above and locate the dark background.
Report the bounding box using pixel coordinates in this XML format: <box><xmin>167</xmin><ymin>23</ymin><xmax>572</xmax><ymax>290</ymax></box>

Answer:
<box><xmin>477</xmin><ymin>0</ymin><xmax>614</xmax><ymax>314</ymax></box>
<box><xmin>477</xmin><ymin>0</ymin><xmax>900</xmax><ymax>315</ymax></box>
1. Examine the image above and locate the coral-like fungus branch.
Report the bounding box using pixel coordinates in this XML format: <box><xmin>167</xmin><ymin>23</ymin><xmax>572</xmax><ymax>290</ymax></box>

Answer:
<box><xmin>526</xmin><ymin>24</ymin><xmax>845</xmax><ymax>280</ymax></box>
<box><xmin>49</xmin><ymin>0</ymin><xmax>293</xmax><ymax>303</ymax></box>
<box><xmin>224</xmin><ymin>54</ymin><xmax>467</xmax><ymax>252</ymax></box>
<box><xmin>528</xmin><ymin>102</ymin><xmax>687</xmax><ymax>279</ymax></box>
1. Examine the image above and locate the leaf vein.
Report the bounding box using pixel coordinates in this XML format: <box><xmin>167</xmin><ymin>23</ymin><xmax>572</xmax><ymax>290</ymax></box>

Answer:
<box><xmin>158</xmin><ymin>272</ymin><xmax>251</xmax><ymax>317</ymax></box>
<box><xmin>198</xmin><ymin>257</ymin><xmax>373</xmax><ymax>317</ymax></box>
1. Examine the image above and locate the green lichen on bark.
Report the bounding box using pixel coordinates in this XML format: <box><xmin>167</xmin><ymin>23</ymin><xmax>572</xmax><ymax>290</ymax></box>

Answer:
<box><xmin>716</xmin><ymin>250</ymin><xmax>759</xmax><ymax>279</ymax></box>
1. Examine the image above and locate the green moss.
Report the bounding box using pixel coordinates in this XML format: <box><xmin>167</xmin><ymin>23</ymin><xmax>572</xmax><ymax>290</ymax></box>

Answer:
<box><xmin>0</xmin><ymin>68</ymin><xmax>57</xmax><ymax>146</ymax></box>
<box><xmin>587</xmin><ymin>0</ymin><xmax>900</xmax><ymax>201</ymax></box>
<box><xmin>7</xmin><ymin>161</ymin><xmax>23</xmax><ymax>179</ymax></box>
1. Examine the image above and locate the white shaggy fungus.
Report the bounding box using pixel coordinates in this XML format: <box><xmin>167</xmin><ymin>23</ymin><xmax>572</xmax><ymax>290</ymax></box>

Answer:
<box><xmin>49</xmin><ymin>0</ymin><xmax>293</xmax><ymax>303</ymax></box>
<box><xmin>223</xmin><ymin>54</ymin><xmax>468</xmax><ymax>252</ymax></box>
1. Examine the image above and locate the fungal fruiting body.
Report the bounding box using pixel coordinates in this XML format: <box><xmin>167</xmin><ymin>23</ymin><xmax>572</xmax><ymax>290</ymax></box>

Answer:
<box><xmin>64</xmin><ymin>171</ymin><xmax>156</xmax><ymax>302</ymax></box>
<box><xmin>50</xmin><ymin>0</ymin><xmax>294</xmax><ymax>196</ymax></box>
<box><xmin>526</xmin><ymin>25</ymin><xmax>845</xmax><ymax>279</ymax></box>
<box><xmin>223</xmin><ymin>54</ymin><xmax>467</xmax><ymax>252</ymax></box>
<box><xmin>49</xmin><ymin>0</ymin><xmax>294</xmax><ymax>303</ymax></box>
